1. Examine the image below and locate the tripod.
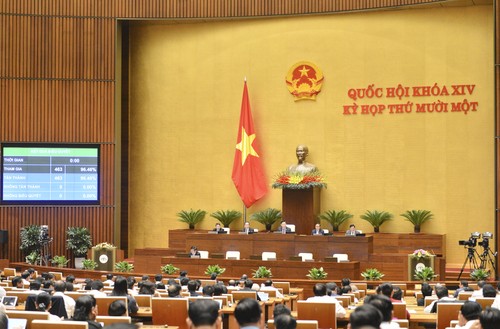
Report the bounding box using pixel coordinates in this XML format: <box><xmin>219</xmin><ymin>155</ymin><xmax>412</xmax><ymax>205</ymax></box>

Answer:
<box><xmin>479</xmin><ymin>244</ymin><xmax>497</xmax><ymax>274</ymax></box>
<box><xmin>457</xmin><ymin>246</ymin><xmax>481</xmax><ymax>280</ymax></box>
<box><xmin>39</xmin><ymin>238</ymin><xmax>52</xmax><ymax>266</ymax></box>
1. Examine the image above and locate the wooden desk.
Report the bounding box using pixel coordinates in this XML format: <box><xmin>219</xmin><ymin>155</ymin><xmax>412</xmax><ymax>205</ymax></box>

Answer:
<box><xmin>160</xmin><ymin>257</ymin><xmax>360</xmax><ymax>280</ymax></box>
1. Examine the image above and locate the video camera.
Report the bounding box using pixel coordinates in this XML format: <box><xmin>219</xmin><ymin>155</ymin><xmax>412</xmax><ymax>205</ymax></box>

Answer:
<box><xmin>39</xmin><ymin>225</ymin><xmax>52</xmax><ymax>243</ymax></box>
<box><xmin>478</xmin><ymin>232</ymin><xmax>493</xmax><ymax>248</ymax></box>
<box><xmin>458</xmin><ymin>232</ymin><xmax>481</xmax><ymax>247</ymax></box>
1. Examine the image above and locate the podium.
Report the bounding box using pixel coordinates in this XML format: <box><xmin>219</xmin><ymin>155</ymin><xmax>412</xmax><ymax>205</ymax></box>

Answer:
<box><xmin>408</xmin><ymin>255</ymin><xmax>435</xmax><ymax>280</ymax></box>
<box><xmin>282</xmin><ymin>187</ymin><xmax>321</xmax><ymax>235</ymax></box>
<box><xmin>92</xmin><ymin>246</ymin><xmax>117</xmax><ymax>271</ymax></box>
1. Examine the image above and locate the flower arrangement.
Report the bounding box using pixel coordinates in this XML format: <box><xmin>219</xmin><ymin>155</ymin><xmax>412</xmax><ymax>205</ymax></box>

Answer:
<box><xmin>272</xmin><ymin>170</ymin><xmax>326</xmax><ymax>189</ymax></box>
<box><xmin>411</xmin><ymin>249</ymin><xmax>432</xmax><ymax>261</ymax></box>
<box><xmin>93</xmin><ymin>242</ymin><xmax>115</xmax><ymax>251</ymax></box>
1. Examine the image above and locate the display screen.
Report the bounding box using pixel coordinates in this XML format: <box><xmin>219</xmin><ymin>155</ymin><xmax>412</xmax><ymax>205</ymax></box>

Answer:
<box><xmin>1</xmin><ymin>144</ymin><xmax>100</xmax><ymax>204</ymax></box>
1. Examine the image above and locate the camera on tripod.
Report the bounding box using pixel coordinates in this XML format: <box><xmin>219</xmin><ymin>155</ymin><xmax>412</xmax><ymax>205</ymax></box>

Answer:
<box><xmin>478</xmin><ymin>232</ymin><xmax>493</xmax><ymax>248</ymax></box>
<box><xmin>458</xmin><ymin>232</ymin><xmax>481</xmax><ymax>247</ymax></box>
<box><xmin>39</xmin><ymin>225</ymin><xmax>52</xmax><ymax>244</ymax></box>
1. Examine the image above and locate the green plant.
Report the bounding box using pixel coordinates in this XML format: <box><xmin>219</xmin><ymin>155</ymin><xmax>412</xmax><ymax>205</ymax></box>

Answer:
<box><xmin>177</xmin><ymin>209</ymin><xmax>207</xmax><ymax>229</ymax></box>
<box><xmin>361</xmin><ymin>268</ymin><xmax>385</xmax><ymax>280</ymax></box>
<box><xmin>93</xmin><ymin>242</ymin><xmax>115</xmax><ymax>251</ymax></box>
<box><xmin>414</xmin><ymin>266</ymin><xmax>438</xmax><ymax>281</ymax></box>
<box><xmin>82</xmin><ymin>259</ymin><xmax>98</xmax><ymax>270</ymax></box>
<box><xmin>250</xmin><ymin>208</ymin><xmax>282</xmax><ymax>231</ymax></box>
<box><xmin>20</xmin><ymin>225</ymin><xmax>42</xmax><ymax>255</ymax></box>
<box><xmin>401</xmin><ymin>210</ymin><xmax>433</xmax><ymax>233</ymax></box>
<box><xmin>360</xmin><ymin>210</ymin><xmax>393</xmax><ymax>233</ymax></box>
<box><xmin>210</xmin><ymin>210</ymin><xmax>242</xmax><ymax>228</ymax></box>
<box><xmin>318</xmin><ymin>210</ymin><xmax>353</xmax><ymax>231</ymax></box>
<box><xmin>470</xmin><ymin>268</ymin><xmax>490</xmax><ymax>281</ymax></box>
<box><xmin>252</xmin><ymin>266</ymin><xmax>273</xmax><ymax>278</ymax></box>
<box><xmin>114</xmin><ymin>261</ymin><xmax>134</xmax><ymax>272</ymax></box>
<box><xmin>306</xmin><ymin>267</ymin><xmax>328</xmax><ymax>280</ymax></box>
<box><xmin>51</xmin><ymin>255</ymin><xmax>70</xmax><ymax>268</ymax></box>
<box><xmin>66</xmin><ymin>227</ymin><xmax>93</xmax><ymax>257</ymax></box>
<box><xmin>204</xmin><ymin>264</ymin><xmax>226</xmax><ymax>276</ymax></box>
<box><xmin>161</xmin><ymin>264</ymin><xmax>180</xmax><ymax>275</ymax></box>
<box><xmin>25</xmin><ymin>251</ymin><xmax>40</xmax><ymax>265</ymax></box>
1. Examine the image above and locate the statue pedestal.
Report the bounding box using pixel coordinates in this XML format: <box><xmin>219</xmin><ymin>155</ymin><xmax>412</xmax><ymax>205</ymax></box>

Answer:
<box><xmin>92</xmin><ymin>247</ymin><xmax>117</xmax><ymax>271</ymax></box>
<box><xmin>282</xmin><ymin>188</ymin><xmax>321</xmax><ymax>235</ymax></box>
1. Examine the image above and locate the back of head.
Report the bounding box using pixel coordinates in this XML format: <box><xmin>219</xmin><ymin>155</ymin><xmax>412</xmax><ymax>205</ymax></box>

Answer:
<box><xmin>364</xmin><ymin>294</ymin><xmax>393</xmax><ymax>322</ymax></box>
<box><xmin>460</xmin><ymin>280</ymin><xmax>469</xmax><ymax>287</ymax></box>
<box><xmin>460</xmin><ymin>301</ymin><xmax>482</xmax><ymax>321</ymax></box>
<box><xmin>188</xmin><ymin>299</ymin><xmax>220</xmax><ymax>327</ymax></box>
<box><xmin>154</xmin><ymin>274</ymin><xmax>163</xmax><ymax>282</ymax></box>
<box><xmin>392</xmin><ymin>287</ymin><xmax>403</xmax><ymax>301</ymax></box>
<box><xmin>126</xmin><ymin>276</ymin><xmax>136</xmax><ymax>289</ymax></box>
<box><xmin>74</xmin><ymin>295</ymin><xmax>96</xmax><ymax>321</ymax></box>
<box><xmin>477</xmin><ymin>280</ymin><xmax>486</xmax><ymax>288</ymax></box>
<box><xmin>379</xmin><ymin>283</ymin><xmax>393</xmax><ymax>298</ymax></box>
<box><xmin>202</xmin><ymin>285</ymin><xmax>214</xmax><ymax>297</ymax></box>
<box><xmin>54</xmin><ymin>280</ymin><xmax>66</xmax><ymax>292</ymax></box>
<box><xmin>180</xmin><ymin>277</ymin><xmax>190</xmax><ymax>286</ymax></box>
<box><xmin>480</xmin><ymin>307</ymin><xmax>500</xmax><ymax>329</ymax></box>
<box><xmin>234</xmin><ymin>298</ymin><xmax>262</xmax><ymax>327</ymax></box>
<box><xmin>273</xmin><ymin>304</ymin><xmax>291</xmax><ymax>318</ymax></box>
<box><xmin>91</xmin><ymin>280</ymin><xmax>104</xmax><ymax>291</ymax></box>
<box><xmin>274</xmin><ymin>314</ymin><xmax>297</xmax><ymax>329</ymax></box>
<box><xmin>188</xmin><ymin>280</ymin><xmax>198</xmax><ymax>292</ymax></box>
<box><xmin>244</xmin><ymin>280</ymin><xmax>254</xmax><ymax>289</ymax></box>
<box><xmin>108</xmin><ymin>300</ymin><xmax>127</xmax><ymax>316</ymax></box>
<box><xmin>264</xmin><ymin>280</ymin><xmax>273</xmax><ymax>287</ymax></box>
<box><xmin>30</xmin><ymin>281</ymin><xmax>41</xmax><ymax>291</ymax></box>
<box><xmin>421</xmin><ymin>282</ymin><xmax>433</xmax><ymax>297</ymax></box>
<box><xmin>141</xmin><ymin>275</ymin><xmax>149</xmax><ymax>281</ymax></box>
<box><xmin>168</xmin><ymin>283</ymin><xmax>181</xmax><ymax>297</ymax></box>
<box><xmin>139</xmin><ymin>281</ymin><xmax>156</xmax><ymax>295</ymax></box>
<box><xmin>313</xmin><ymin>283</ymin><xmax>327</xmax><ymax>296</ymax></box>
<box><xmin>66</xmin><ymin>274</ymin><xmax>75</xmax><ymax>283</ymax></box>
<box><xmin>349</xmin><ymin>304</ymin><xmax>383</xmax><ymax>329</ymax></box>
<box><xmin>106</xmin><ymin>273</ymin><xmax>113</xmax><ymax>280</ymax></box>
<box><xmin>482</xmin><ymin>284</ymin><xmax>496</xmax><ymax>298</ymax></box>
<box><xmin>22</xmin><ymin>271</ymin><xmax>30</xmax><ymax>279</ymax></box>
<box><xmin>112</xmin><ymin>276</ymin><xmax>128</xmax><ymax>296</ymax></box>
<box><xmin>341</xmin><ymin>278</ymin><xmax>351</xmax><ymax>287</ymax></box>
<box><xmin>435</xmin><ymin>285</ymin><xmax>449</xmax><ymax>299</ymax></box>
<box><xmin>36</xmin><ymin>292</ymin><xmax>52</xmax><ymax>312</ymax></box>
<box><xmin>0</xmin><ymin>311</ymin><xmax>8</xmax><ymax>329</ymax></box>
<box><xmin>326</xmin><ymin>282</ymin><xmax>338</xmax><ymax>296</ymax></box>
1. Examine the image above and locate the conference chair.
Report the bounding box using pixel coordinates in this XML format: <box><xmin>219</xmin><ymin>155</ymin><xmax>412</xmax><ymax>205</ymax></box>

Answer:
<box><xmin>152</xmin><ymin>297</ymin><xmax>188</xmax><ymax>329</ymax></box>
<box><xmin>6</xmin><ymin>290</ymin><xmax>34</xmax><ymax>304</ymax></box>
<box><xmin>392</xmin><ymin>302</ymin><xmax>407</xmax><ymax>320</ymax></box>
<box><xmin>262</xmin><ymin>252</ymin><xmax>277</xmax><ymax>261</ymax></box>
<box><xmin>298</xmin><ymin>253</ymin><xmax>314</xmax><ymax>262</ymax></box>
<box><xmin>392</xmin><ymin>283</ymin><xmax>407</xmax><ymax>291</ymax></box>
<box><xmin>332</xmin><ymin>254</ymin><xmax>349</xmax><ymax>262</ymax></box>
<box><xmin>457</xmin><ymin>292</ymin><xmax>473</xmax><ymax>301</ymax></box>
<box><xmin>274</xmin><ymin>282</ymin><xmax>291</xmax><ymax>294</ymax></box>
<box><xmin>334</xmin><ymin>296</ymin><xmax>350</xmax><ymax>308</ymax></box>
<box><xmin>225</xmin><ymin>251</ymin><xmax>240</xmax><ymax>260</ymax></box>
<box><xmin>436</xmin><ymin>303</ymin><xmax>463</xmax><ymax>329</ymax></box>
<box><xmin>95</xmin><ymin>316</ymin><xmax>132</xmax><ymax>326</ymax></box>
<box><xmin>213</xmin><ymin>295</ymin><xmax>229</xmax><ymax>306</ymax></box>
<box><xmin>48</xmin><ymin>272</ymin><xmax>63</xmax><ymax>281</ymax></box>
<box><xmin>94</xmin><ymin>296</ymin><xmax>129</xmax><ymax>316</ymax></box>
<box><xmin>199</xmin><ymin>280</ymin><xmax>216</xmax><ymax>287</ymax></box>
<box><xmin>297</xmin><ymin>300</ymin><xmax>336</xmax><ymax>329</ymax></box>
<box><xmin>474</xmin><ymin>297</ymin><xmax>495</xmax><ymax>309</ymax></box>
<box><xmin>424</xmin><ymin>296</ymin><xmax>437</xmax><ymax>307</ymax></box>
<box><xmin>232</xmin><ymin>290</ymin><xmax>257</xmax><ymax>301</ymax></box>
<box><xmin>5</xmin><ymin>310</ymin><xmax>50</xmax><ymax>329</ymax></box>
<box><xmin>3</xmin><ymin>268</ymin><xmax>17</xmax><ymax>277</ymax></box>
<box><xmin>268</xmin><ymin>319</ymin><xmax>319</xmax><ymax>329</ymax></box>
<box><xmin>64</xmin><ymin>292</ymin><xmax>87</xmax><ymax>301</ymax></box>
<box><xmin>134</xmin><ymin>294</ymin><xmax>152</xmax><ymax>307</ymax></box>
<box><xmin>31</xmin><ymin>320</ymin><xmax>88</xmax><ymax>329</ymax></box>
<box><xmin>198</xmin><ymin>250</ymin><xmax>209</xmax><ymax>259</ymax></box>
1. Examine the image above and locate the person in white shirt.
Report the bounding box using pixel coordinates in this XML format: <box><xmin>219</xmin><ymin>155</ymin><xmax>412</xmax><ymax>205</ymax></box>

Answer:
<box><xmin>103</xmin><ymin>273</ymin><xmax>114</xmax><ymax>287</ymax></box>
<box><xmin>0</xmin><ymin>286</ymin><xmax>6</xmax><ymax>299</ymax></box>
<box><xmin>260</xmin><ymin>280</ymin><xmax>284</xmax><ymax>299</ymax></box>
<box><xmin>306</xmin><ymin>283</ymin><xmax>346</xmax><ymax>318</ymax></box>
<box><xmin>364</xmin><ymin>294</ymin><xmax>400</xmax><ymax>329</ymax></box>
<box><xmin>424</xmin><ymin>285</ymin><xmax>456</xmax><ymax>313</ymax></box>
<box><xmin>471</xmin><ymin>280</ymin><xmax>486</xmax><ymax>299</ymax></box>
<box><xmin>454</xmin><ymin>301</ymin><xmax>481</xmax><ymax>329</ymax></box>
<box><xmin>53</xmin><ymin>280</ymin><xmax>75</xmax><ymax>318</ymax></box>
<box><xmin>89</xmin><ymin>280</ymin><xmax>107</xmax><ymax>297</ymax></box>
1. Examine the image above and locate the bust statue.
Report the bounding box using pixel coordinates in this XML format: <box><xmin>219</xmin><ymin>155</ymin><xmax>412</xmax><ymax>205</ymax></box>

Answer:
<box><xmin>288</xmin><ymin>144</ymin><xmax>317</xmax><ymax>174</ymax></box>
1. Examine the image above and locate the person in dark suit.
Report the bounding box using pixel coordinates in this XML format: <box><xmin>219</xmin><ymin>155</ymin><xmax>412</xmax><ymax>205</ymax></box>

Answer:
<box><xmin>212</xmin><ymin>223</ymin><xmax>225</xmax><ymax>234</ymax></box>
<box><xmin>276</xmin><ymin>221</ymin><xmax>292</xmax><ymax>234</ymax></box>
<box><xmin>241</xmin><ymin>222</ymin><xmax>255</xmax><ymax>234</ymax></box>
<box><xmin>189</xmin><ymin>246</ymin><xmax>201</xmax><ymax>258</ymax></box>
<box><xmin>311</xmin><ymin>223</ymin><xmax>324</xmax><ymax>235</ymax></box>
<box><xmin>345</xmin><ymin>224</ymin><xmax>359</xmax><ymax>236</ymax></box>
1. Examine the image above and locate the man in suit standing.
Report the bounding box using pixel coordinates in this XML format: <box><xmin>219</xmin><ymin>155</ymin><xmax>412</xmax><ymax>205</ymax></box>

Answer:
<box><xmin>241</xmin><ymin>222</ymin><xmax>255</xmax><ymax>234</ymax></box>
<box><xmin>276</xmin><ymin>221</ymin><xmax>292</xmax><ymax>234</ymax></box>
<box><xmin>312</xmin><ymin>223</ymin><xmax>324</xmax><ymax>235</ymax></box>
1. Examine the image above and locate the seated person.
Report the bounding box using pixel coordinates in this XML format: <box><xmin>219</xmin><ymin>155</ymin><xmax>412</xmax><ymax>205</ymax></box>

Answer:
<box><xmin>241</xmin><ymin>222</ymin><xmax>256</xmax><ymax>234</ymax></box>
<box><xmin>190</xmin><ymin>246</ymin><xmax>201</xmax><ymax>258</ymax></box>
<box><xmin>345</xmin><ymin>224</ymin><xmax>360</xmax><ymax>236</ymax></box>
<box><xmin>424</xmin><ymin>284</ymin><xmax>456</xmax><ymax>313</ymax></box>
<box><xmin>276</xmin><ymin>221</ymin><xmax>292</xmax><ymax>234</ymax></box>
<box><xmin>108</xmin><ymin>300</ymin><xmax>127</xmax><ymax>316</ymax></box>
<box><xmin>212</xmin><ymin>223</ymin><xmax>226</xmax><ymax>233</ymax></box>
<box><xmin>364</xmin><ymin>294</ymin><xmax>399</xmax><ymax>329</ymax></box>
<box><xmin>480</xmin><ymin>307</ymin><xmax>500</xmax><ymax>329</ymax></box>
<box><xmin>311</xmin><ymin>223</ymin><xmax>324</xmax><ymax>235</ymax></box>
<box><xmin>456</xmin><ymin>301</ymin><xmax>481</xmax><ymax>329</ymax></box>
<box><xmin>418</xmin><ymin>282</ymin><xmax>433</xmax><ymax>307</ymax></box>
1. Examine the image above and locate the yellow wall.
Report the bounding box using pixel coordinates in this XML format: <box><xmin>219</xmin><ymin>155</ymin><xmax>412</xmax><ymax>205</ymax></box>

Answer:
<box><xmin>128</xmin><ymin>5</ymin><xmax>494</xmax><ymax>267</ymax></box>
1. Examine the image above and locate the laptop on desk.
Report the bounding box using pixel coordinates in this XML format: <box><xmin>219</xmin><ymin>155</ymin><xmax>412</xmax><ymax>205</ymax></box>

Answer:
<box><xmin>1</xmin><ymin>296</ymin><xmax>18</xmax><ymax>309</ymax></box>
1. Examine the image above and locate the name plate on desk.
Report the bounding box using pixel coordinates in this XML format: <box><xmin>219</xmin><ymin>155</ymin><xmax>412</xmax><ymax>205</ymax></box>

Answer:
<box><xmin>324</xmin><ymin>257</ymin><xmax>338</xmax><ymax>262</ymax></box>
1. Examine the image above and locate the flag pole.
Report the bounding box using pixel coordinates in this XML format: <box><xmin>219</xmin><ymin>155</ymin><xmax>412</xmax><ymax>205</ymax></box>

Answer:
<box><xmin>243</xmin><ymin>204</ymin><xmax>247</xmax><ymax>224</ymax></box>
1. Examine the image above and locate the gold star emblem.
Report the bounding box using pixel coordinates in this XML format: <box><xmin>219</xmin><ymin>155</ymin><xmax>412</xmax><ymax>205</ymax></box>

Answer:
<box><xmin>236</xmin><ymin>127</ymin><xmax>259</xmax><ymax>165</ymax></box>
<box><xmin>299</xmin><ymin>66</ymin><xmax>310</xmax><ymax>77</ymax></box>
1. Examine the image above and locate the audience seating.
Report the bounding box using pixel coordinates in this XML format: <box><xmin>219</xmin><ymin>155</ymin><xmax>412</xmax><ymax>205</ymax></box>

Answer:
<box><xmin>297</xmin><ymin>300</ymin><xmax>336</xmax><ymax>329</ymax></box>
<box><xmin>94</xmin><ymin>296</ymin><xmax>129</xmax><ymax>316</ymax></box>
<box><xmin>5</xmin><ymin>310</ymin><xmax>50</xmax><ymax>329</ymax></box>
<box><xmin>3</xmin><ymin>268</ymin><xmax>17</xmax><ymax>277</ymax></box>
<box><xmin>134</xmin><ymin>294</ymin><xmax>152</xmax><ymax>307</ymax></box>
<box><xmin>334</xmin><ymin>296</ymin><xmax>350</xmax><ymax>308</ymax></box>
<box><xmin>31</xmin><ymin>320</ymin><xmax>88</xmax><ymax>329</ymax></box>
<box><xmin>213</xmin><ymin>295</ymin><xmax>229</xmax><ymax>306</ymax></box>
<box><xmin>268</xmin><ymin>319</ymin><xmax>318</xmax><ymax>329</ymax></box>
<box><xmin>437</xmin><ymin>303</ymin><xmax>463</xmax><ymax>329</ymax></box>
<box><xmin>274</xmin><ymin>282</ymin><xmax>290</xmax><ymax>294</ymax></box>
<box><xmin>262</xmin><ymin>252</ymin><xmax>277</xmax><ymax>261</ymax></box>
<box><xmin>392</xmin><ymin>302</ymin><xmax>407</xmax><ymax>320</ymax></box>
<box><xmin>6</xmin><ymin>290</ymin><xmax>35</xmax><ymax>304</ymax></box>
<box><xmin>474</xmin><ymin>297</ymin><xmax>495</xmax><ymax>309</ymax></box>
<box><xmin>95</xmin><ymin>316</ymin><xmax>132</xmax><ymax>326</ymax></box>
<box><xmin>424</xmin><ymin>296</ymin><xmax>437</xmax><ymax>307</ymax></box>
<box><xmin>457</xmin><ymin>292</ymin><xmax>473</xmax><ymax>301</ymax></box>
<box><xmin>225</xmin><ymin>251</ymin><xmax>240</xmax><ymax>260</ymax></box>
<box><xmin>152</xmin><ymin>297</ymin><xmax>188</xmax><ymax>329</ymax></box>
<box><xmin>198</xmin><ymin>280</ymin><xmax>216</xmax><ymax>287</ymax></box>
<box><xmin>48</xmin><ymin>272</ymin><xmax>63</xmax><ymax>281</ymax></box>
<box><xmin>232</xmin><ymin>290</ymin><xmax>257</xmax><ymax>301</ymax></box>
<box><xmin>64</xmin><ymin>292</ymin><xmax>86</xmax><ymax>301</ymax></box>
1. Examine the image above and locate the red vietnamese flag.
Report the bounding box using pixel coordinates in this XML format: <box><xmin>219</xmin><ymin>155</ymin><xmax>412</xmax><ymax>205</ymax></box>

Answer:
<box><xmin>232</xmin><ymin>81</ymin><xmax>267</xmax><ymax>208</ymax></box>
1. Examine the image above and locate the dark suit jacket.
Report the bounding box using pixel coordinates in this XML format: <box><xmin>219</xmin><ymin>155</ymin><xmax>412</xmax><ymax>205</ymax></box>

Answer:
<box><xmin>212</xmin><ymin>228</ymin><xmax>226</xmax><ymax>234</ymax></box>
<box><xmin>241</xmin><ymin>228</ymin><xmax>255</xmax><ymax>234</ymax></box>
<box><xmin>276</xmin><ymin>227</ymin><xmax>291</xmax><ymax>234</ymax></box>
<box><xmin>312</xmin><ymin>229</ymin><xmax>324</xmax><ymax>235</ymax></box>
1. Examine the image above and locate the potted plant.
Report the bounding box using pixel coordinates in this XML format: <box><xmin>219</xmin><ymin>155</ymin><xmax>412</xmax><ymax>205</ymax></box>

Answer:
<box><xmin>252</xmin><ymin>266</ymin><xmax>273</xmax><ymax>278</ymax></box>
<box><xmin>401</xmin><ymin>210</ymin><xmax>433</xmax><ymax>233</ymax></box>
<box><xmin>360</xmin><ymin>210</ymin><xmax>393</xmax><ymax>233</ymax></box>
<box><xmin>114</xmin><ymin>261</ymin><xmax>134</xmax><ymax>273</ymax></box>
<box><xmin>82</xmin><ymin>259</ymin><xmax>98</xmax><ymax>270</ymax></box>
<box><xmin>306</xmin><ymin>267</ymin><xmax>328</xmax><ymax>280</ymax></box>
<box><xmin>161</xmin><ymin>264</ymin><xmax>180</xmax><ymax>275</ymax></box>
<box><xmin>414</xmin><ymin>266</ymin><xmax>438</xmax><ymax>282</ymax></box>
<box><xmin>66</xmin><ymin>226</ymin><xmax>93</xmax><ymax>269</ymax></box>
<box><xmin>250</xmin><ymin>208</ymin><xmax>282</xmax><ymax>231</ymax></box>
<box><xmin>177</xmin><ymin>209</ymin><xmax>207</xmax><ymax>229</ymax></box>
<box><xmin>361</xmin><ymin>268</ymin><xmax>385</xmax><ymax>280</ymax></box>
<box><xmin>20</xmin><ymin>225</ymin><xmax>42</xmax><ymax>256</ymax></box>
<box><xmin>204</xmin><ymin>264</ymin><xmax>226</xmax><ymax>276</ymax></box>
<box><xmin>52</xmin><ymin>255</ymin><xmax>70</xmax><ymax>268</ymax></box>
<box><xmin>210</xmin><ymin>210</ymin><xmax>242</xmax><ymax>228</ymax></box>
<box><xmin>318</xmin><ymin>210</ymin><xmax>353</xmax><ymax>232</ymax></box>
<box><xmin>470</xmin><ymin>268</ymin><xmax>490</xmax><ymax>281</ymax></box>
<box><xmin>25</xmin><ymin>251</ymin><xmax>40</xmax><ymax>265</ymax></box>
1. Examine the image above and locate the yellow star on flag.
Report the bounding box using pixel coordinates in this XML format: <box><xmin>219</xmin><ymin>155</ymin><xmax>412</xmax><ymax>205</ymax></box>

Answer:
<box><xmin>236</xmin><ymin>127</ymin><xmax>259</xmax><ymax>165</ymax></box>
